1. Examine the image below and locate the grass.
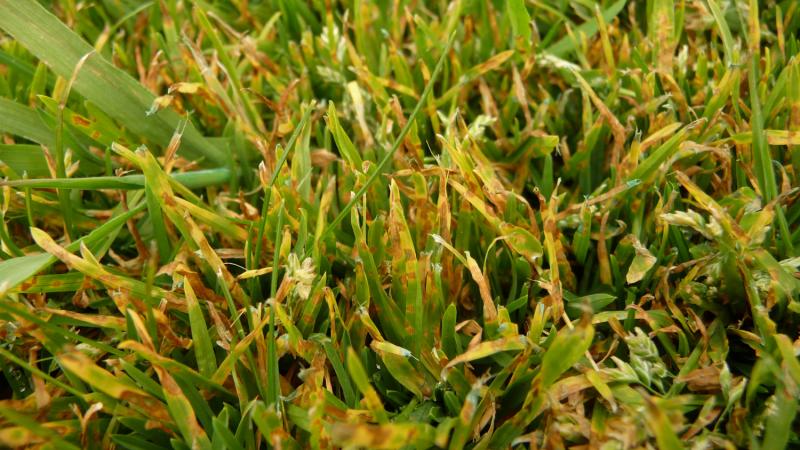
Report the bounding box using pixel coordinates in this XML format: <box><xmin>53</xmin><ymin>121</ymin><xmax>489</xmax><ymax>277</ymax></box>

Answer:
<box><xmin>0</xmin><ymin>0</ymin><xmax>799</xmax><ymax>448</ymax></box>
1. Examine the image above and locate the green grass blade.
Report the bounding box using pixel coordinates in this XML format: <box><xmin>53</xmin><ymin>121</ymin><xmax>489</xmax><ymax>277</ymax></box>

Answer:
<box><xmin>0</xmin><ymin>203</ymin><xmax>143</xmax><ymax>292</ymax></box>
<box><xmin>545</xmin><ymin>0</ymin><xmax>627</xmax><ymax>57</ymax></box>
<box><xmin>320</xmin><ymin>31</ymin><xmax>456</xmax><ymax>239</ymax></box>
<box><xmin>0</xmin><ymin>0</ymin><xmax>225</xmax><ymax>165</ymax></box>
<box><xmin>3</xmin><ymin>168</ymin><xmax>231</xmax><ymax>190</ymax></box>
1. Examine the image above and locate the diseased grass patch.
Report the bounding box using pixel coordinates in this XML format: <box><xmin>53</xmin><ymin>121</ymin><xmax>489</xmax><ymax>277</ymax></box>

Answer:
<box><xmin>0</xmin><ymin>0</ymin><xmax>799</xmax><ymax>448</ymax></box>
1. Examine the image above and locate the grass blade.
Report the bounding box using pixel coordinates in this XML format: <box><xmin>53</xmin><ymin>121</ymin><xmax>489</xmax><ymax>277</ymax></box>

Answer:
<box><xmin>0</xmin><ymin>0</ymin><xmax>225</xmax><ymax>164</ymax></box>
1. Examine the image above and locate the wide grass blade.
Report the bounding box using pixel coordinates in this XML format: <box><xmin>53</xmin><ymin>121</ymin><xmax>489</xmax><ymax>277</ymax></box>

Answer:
<box><xmin>0</xmin><ymin>203</ymin><xmax>143</xmax><ymax>292</ymax></box>
<box><xmin>0</xmin><ymin>0</ymin><xmax>225</xmax><ymax>165</ymax></box>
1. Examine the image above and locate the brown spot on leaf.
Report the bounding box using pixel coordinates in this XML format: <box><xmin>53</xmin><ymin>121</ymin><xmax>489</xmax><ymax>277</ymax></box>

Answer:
<box><xmin>72</xmin><ymin>115</ymin><xmax>92</xmax><ymax>127</ymax></box>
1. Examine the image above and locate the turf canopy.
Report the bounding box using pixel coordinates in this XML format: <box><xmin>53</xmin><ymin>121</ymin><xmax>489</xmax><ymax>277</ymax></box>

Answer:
<box><xmin>0</xmin><ymin>0</ymin><xmax>799</xmax><ymax>448</ymax></box>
